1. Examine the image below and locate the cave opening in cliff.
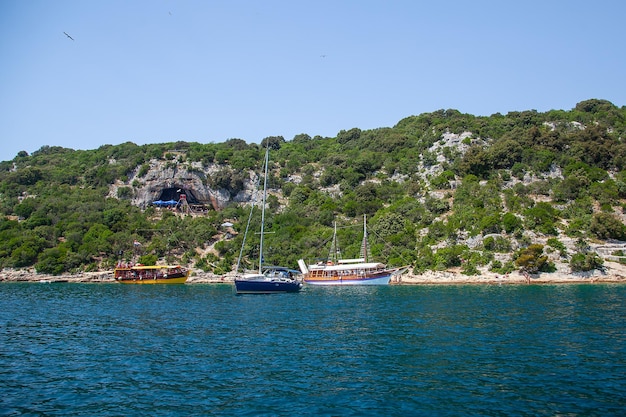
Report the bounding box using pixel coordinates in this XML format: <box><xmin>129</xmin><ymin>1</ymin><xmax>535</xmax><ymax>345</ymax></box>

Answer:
<box><xmin>158</xmin><ymin>187</ymin><xmax>201</xmax><ymax>204</ymax></box>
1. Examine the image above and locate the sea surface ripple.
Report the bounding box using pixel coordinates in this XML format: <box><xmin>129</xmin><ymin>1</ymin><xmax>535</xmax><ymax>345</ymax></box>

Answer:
<box><xmin>1</xmin><ymin>283</ymin><xmax>625</xmax><ymax>416</ymax></box>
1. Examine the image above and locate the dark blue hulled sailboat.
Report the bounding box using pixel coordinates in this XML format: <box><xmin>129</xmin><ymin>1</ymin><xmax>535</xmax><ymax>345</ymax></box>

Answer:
<box><xmin>234</xmin><ymin>147</ymin><xmax>302</xmax><ymax>294</ymax></box>
<box><xmin>234</xmin><ymin>266</ymin><xmax>302</xmax><ymax>294</ymax></box>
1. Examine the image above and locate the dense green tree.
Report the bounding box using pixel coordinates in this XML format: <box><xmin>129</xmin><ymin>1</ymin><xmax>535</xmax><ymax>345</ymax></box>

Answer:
<box><xmin>502</xmin><ymin>212</ymin><xmax>523</xmax><ymax>234</ymax></box>
<box><xmin>81</xmin><ymin>224</ymin><xmax>114</xmax><ymax>255</ymax></box>
<box><xmin>457</xmin><ymin>146</ymin><xmax>491</xmax><ymax>178</ymax></box>
<box><xmin>570</xmin><ymin>251</ymin><xmax>604</xmax><ymax>272</ymax></box>
<box><xmin>337</xmin><ymin>128</ymin><xmax>361</xmax><ymax>144</ymax></box>
<box><xmin>515</xmin><ymin>244</ymin><xmax>549</xmax><ymax>274</ymax></box>
<box><xmin>434</xmin><ymin>245</ymin><xmax>467</xmax><ymax>270</ymax></box>
<box><xmin>483</xmin><ymin>235</ymin><xmax>511</xmax><ymax>252</ymax></box>
<box><xmin>488</xmin><ymin>139</ymin><xmax>524</xmax><ymax>169</ymax></box>
<box><xmin>524</xmin><ymin>202</ymin><xmax>559</xmax><ymax>235</ymax></box>
<box><xmin>430</xmin><ymin>170</ymin><xmax>455</xmax><ymax>189</ymax></box>
<box><xmin>11</xmin><ymin>244</ymin><xmax>39</xmax><ymax>267</ymax></box>
<box><xmin>590</xmin><ymin>212</ymin><xmax>626</xmax><ymax>240</ymax></box>
<box><xmin>13</xmin><ymin>198</ymin><xmax>38</xmax><ymax>219</ymax></box>
<box><xmin>261</xmin><ymin>136</ymin><xmax>285</xmax><ymax>150</ymax></box>
<box><xmin>35</xmin><ymin>245</ymin><xmax>69</xmax><ymax>275</ymax></box>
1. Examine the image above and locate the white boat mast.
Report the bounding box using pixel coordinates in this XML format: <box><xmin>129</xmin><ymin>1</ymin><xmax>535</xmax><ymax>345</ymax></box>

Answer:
<box><xmin>257</xmin><ymin>146</ymin><xmax>270</xmax><ymax>274</ymax></box>
<box><xmin>360</xmin><ymin>214</ymin><xmax>371</xmax><ymax>263</ymax></box>
<box><xmin>328</xmin><ymin>221</ymin><xmax>342</xmax><ymax>263</ymax></box>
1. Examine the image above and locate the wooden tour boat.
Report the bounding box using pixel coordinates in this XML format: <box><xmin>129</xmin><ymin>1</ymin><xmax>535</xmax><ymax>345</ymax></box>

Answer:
<box><xmin>114</xmin><ymin>264</ymin><xmax>189</xmax><ymax>284</ymax></box>
<box><xmin>298</xmin><ymin>215</ymin><xmax>405</xmax><ymax>286</ymax></box>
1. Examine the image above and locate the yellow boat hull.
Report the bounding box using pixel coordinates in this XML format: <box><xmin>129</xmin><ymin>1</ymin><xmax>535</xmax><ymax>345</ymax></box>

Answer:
<box><xmin>116</xmin><ymin>276</ymin><xmax>188</xmax><ymax>284</ymax></box>
<box><xmin>114</xmin><ymin>265</ymin><xmax>189</xmax><ymax>284</ymax></box>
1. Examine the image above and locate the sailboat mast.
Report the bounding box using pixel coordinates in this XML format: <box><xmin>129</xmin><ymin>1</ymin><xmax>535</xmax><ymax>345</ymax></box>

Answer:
<box><xmin>362</xmin><ymin>214</ymin><xmax>368</xmax><ymax>262</ymax></box>
<box><xmin>258</xmin><ymin>146</ymin><xmax>270</xmax><ymax>274</ymax></box>
<box><xmin>328</xmin><ymin>221</ymin><xmax>341</xmax><ymax>263</ymax></box>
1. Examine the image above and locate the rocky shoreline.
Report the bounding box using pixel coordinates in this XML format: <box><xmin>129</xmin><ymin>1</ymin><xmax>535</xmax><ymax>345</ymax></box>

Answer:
<box><xmin>394</xmin><ymin>268</ymin><xmax>626</xmax><ymax>285</ymax></box>
<box><xmin>2</xmin><ymin>261</ymin><xmax>626</xmax><ymax>285</ymax></box>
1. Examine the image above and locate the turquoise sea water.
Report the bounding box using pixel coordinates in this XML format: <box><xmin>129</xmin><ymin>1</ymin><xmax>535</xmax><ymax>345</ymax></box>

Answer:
<box><xmin>1</xmin><ymin>283</ymin><xmax>625</xmax><ymax>416</ymax></box>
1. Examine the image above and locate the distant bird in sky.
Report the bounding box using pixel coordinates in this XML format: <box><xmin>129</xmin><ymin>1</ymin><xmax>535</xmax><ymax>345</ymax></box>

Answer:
<box><xmin>63</xmin><ymin>31</ymin><xmax>74</xmax><ymax>41</ymax></box>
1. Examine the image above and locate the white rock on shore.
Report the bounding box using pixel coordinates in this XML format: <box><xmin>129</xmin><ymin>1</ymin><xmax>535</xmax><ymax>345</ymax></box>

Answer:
<box><xmin>2</xmin><ymin>262</ymin><xmax>626</xmax><ymax>285</ymax></box>
<box><xmin>394</xmin><ymin>261</ymin><xmax>626</xmax><ymax>285</ymax></box>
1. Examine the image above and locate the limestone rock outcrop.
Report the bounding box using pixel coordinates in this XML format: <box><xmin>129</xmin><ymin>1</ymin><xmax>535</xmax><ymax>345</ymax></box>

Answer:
<box><xmin>108</xmin><ymin>159</ymin><xmax>259</xmax><ymax>211</ymax></box>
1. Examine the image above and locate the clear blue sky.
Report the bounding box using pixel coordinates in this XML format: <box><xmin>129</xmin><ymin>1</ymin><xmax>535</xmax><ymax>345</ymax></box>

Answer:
<box><xmin>1</xmin><ymin>0</ymin><xmax>625</xmax><ymax>162</ymax></box>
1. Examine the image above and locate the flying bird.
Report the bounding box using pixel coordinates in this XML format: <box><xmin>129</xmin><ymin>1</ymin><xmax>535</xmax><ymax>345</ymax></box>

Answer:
<box><xmin>63</xmin><ymin>32</ymin><xmax>74</xmax><ymax>41</ymax></box>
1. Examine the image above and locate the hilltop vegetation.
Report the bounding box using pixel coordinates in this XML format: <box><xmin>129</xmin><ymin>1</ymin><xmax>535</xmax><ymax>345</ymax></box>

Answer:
<box><xmin>1</xmin><ymin>99</ymin><xmax>626</xmax><ymax>276</ymax></box>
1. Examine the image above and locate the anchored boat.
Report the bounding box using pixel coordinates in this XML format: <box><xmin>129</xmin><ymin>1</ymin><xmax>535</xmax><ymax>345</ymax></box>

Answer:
<box><xmin>234</xmin><ymin>146</ymin><xmax>302</xmax><ymax>294</ymax></box>
<box><xmin>114</xmin><ymin>264</ymin><xmax>189</xmax><ymax>284</ymax></box>
<box><xmin>298</xmin><ymin>215</ymin><xmax>404</xmax><ymax>285</ymax></box>
<box><xmin>235</xmin><ymin>266</ymin><xmax>302</xmax><ymax>294</ymax></box>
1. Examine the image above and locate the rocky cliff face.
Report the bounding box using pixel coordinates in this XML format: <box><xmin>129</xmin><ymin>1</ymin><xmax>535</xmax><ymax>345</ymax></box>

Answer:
<box><xmin>108</xmin><ymin>159</ymin><xmax>259</xmax><ymax>211</ymax></box>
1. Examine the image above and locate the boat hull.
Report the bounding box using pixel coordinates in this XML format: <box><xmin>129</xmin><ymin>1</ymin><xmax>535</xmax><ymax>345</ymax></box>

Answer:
<box><xmin>116</xmin><ymin>275</ymin><xmax>188</xmax><ymax>284</ymax></box>
<box><xmin>304</xmin><ymin>274</ymin><xmax>391</xmax><ymax>286</ymax></box>
<box><xmin>235</xmin><ymin>276</ymin><xmax>302</xmax><ymax>294</ymax></box>
<box><xmin>300</xmin><ymin>259</ymin><xmax>397</xmax><ymax>286</ymax></box>
<box><xmin>114</xmin><ymin>266</ymin><xmax>189</xmax><ymax>284</ymax></box>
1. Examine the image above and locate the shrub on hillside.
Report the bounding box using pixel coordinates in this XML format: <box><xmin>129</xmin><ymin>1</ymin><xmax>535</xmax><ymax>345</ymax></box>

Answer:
<box><xmin>590</xmin><ymin>212</ymin><xmax>626</xmax><ymax>240</ymax></box>
<box><xmin>570</xmin><ymin>252</ymin><xmax>604</xmax><ymax>272</ymax></box>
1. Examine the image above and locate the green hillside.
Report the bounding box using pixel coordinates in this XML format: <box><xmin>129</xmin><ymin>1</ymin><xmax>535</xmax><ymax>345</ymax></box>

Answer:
<box><xmin>2</xmin><ymin>99</ymin><xmax>626</xmax><ymax>276</ymax></box>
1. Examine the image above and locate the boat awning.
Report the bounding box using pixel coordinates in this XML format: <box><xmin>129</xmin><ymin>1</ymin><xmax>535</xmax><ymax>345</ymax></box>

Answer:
<box><xmin>338</xmin><ymin>258</ymin><xmax>365</xmax><ymax>264</ymax></box>
<box><xmin>309</xmin><ymin>262</ymin><xmax>385</xmax><ymax>271</ymax></box>
<box><xmin>117</xmin><ymin>265</ymin><xmax>181</xmax><ymax>270</ymax></box>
